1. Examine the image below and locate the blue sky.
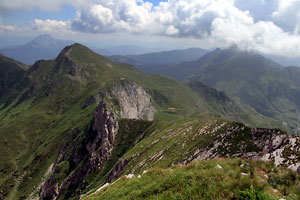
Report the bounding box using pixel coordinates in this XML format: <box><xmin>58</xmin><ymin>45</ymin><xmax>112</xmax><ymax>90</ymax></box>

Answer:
<box><xmin>0</xmin><ymin>0</ymin><xmax>300</xmax><ymax>58</ymax></box>
<box><xmin>149</xmin><ymin>0</ymin><xmax>166</xmax><ymax>6</ymax></box>
<box><xmin>1</xmin><ymin>5</ymin><xmax>76</xmax><ymax>26</ymax></box>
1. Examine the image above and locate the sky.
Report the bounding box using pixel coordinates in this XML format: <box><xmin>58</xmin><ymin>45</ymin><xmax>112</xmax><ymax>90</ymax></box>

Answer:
<box><xmin>0</xmin><ymin>0</ymin><xmax>300</xmax><ymax>57</ymax></box>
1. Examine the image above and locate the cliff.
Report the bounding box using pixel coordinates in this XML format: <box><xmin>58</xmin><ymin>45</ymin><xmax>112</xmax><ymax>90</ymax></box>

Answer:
<box><xmin>113</xmin><ymin>81</ymin><xmax>156</xmax><ymax>120</ymax></box>
<box><xmin>40</xmin><ymin>102</ymin><xmax>118</xmax><ymax>199</ymax></box>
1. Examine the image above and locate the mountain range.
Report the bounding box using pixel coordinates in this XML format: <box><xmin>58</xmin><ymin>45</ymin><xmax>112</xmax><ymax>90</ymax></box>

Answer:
<box><xmin>113</xmin><ymin>47</ymin><xmax>300</xmax><ymax>133</ymax></box>
<box><xmin>179</xmin><ymin>48</ymin><xmax>300</xmax><ymax>132</ymax></box>
<box><xmin>0</xmin><ymin>43</ymin><xmax>300</xmax><ymax>200</ymax></box>
<box><xmin>109</xmin><ymin>48</ymin><xmax>209</xmax><ymax>74</ymax></box>
<box><xmin>92</xmin><ymin>45</ymin><xmax>157</xmax><ymax>56</ymax></box>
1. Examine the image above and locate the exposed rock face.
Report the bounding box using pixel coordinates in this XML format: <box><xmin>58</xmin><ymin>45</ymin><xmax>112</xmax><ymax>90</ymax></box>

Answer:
<box><xmin>191</xmin><ymin>122</ymin><xmax>300</xmax><ymax>171</ymax></box>
<box><xmin>258</xmin><ymin>132</ymin><xmax>300</xmax><ymax>171</ymax></box>
<box><xmin>40</xmin><ymin>102</ymin><xmax>118</xmax><ymax>200</ymax></box>
<box><xmin>40</xmin><ymin>182</ymin><xmax>59</xmax><ymax>200</ymax></box>
<box><xmin>106</xmin><ymin>159</ymin><xmax>129</xmax><ymax>183</ymax></box>
<box><xmin>84</xmin><ymin>102</ymin><xmax>118</xmax><ymax>165</ymax></box>
<box><xmin>113</xmin><ymin>82</ymin><xmax>156</xmax><ymax>120</ymax></box>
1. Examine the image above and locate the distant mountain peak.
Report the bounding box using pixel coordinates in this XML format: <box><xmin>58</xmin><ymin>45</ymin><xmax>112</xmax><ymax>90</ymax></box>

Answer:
<box><xmin>29</xmin><ymin>34</ymin><xmax>63</xmax><ymax>48</ymax></box>
<box><xmin>206</xmin><ymin>47</ymin><xmax>263</xmax><ymax>63</ymax></box>
<box><xmin>0</xmin><ymin>35</ymin><xmax>74</xmax><ymax>64</ymax></box>
<box><xmin>211</xmin><ymin>46</ymin><xmax>255</xmax><ymax>55</ymax></box>
<box><xmin>33</xmin><ymin>34</ymin><xmax>54</xmax><ymax>41</ymax></box>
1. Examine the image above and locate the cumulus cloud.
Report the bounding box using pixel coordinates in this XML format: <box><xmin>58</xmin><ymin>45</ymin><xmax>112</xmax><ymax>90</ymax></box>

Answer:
<box><xmin>207</xmin><ymin>0</ymin><xmax>300</xmax><ymax>57</ymax></box>
<box><xmin>153</xmin><ymin>0</ymin><xmax>254</xmax><ymax>37</ymax></box>
<box><xmin>271</xmin><ymin>0</ymin><xmax>300</xmax><ymax>32</ymax></box>
<box><xmin>71</xmin><ymin>0</ymin><xmax>153</xmax><ymax>33</ymax></box>
<box><xmin>0</xmin><ymin>18</ymin><xmax>73</xmax><ymax>37</ymax></box>
<box><xmin>211</xmin><ymin>17</ymin><xmax>300</xmax><ymax>57</ymax></box>
<box><xmin>2</xmin><ymin>0</ymin><xmax>300</xmax><ymax>57</ymax></box>
<box><xmin>71</xmin><ymin>0</ymin><xmax>254</xmax><ymax>38</ymax></box>
<box><xmin>31</xmin><ymin>19</ymin><xmax>71</xmax><ymax>32</ymax></box>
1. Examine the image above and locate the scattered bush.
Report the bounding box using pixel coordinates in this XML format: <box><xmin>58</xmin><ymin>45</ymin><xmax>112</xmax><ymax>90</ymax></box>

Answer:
<box><xmin>239</xmin><ymin>185</ymin><xmax>272</xmax><ymax>200</ymax></box>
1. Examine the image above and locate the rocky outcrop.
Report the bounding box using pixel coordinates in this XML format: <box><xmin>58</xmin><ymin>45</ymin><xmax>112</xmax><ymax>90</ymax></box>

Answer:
<box><xmin>257</xmin><ymin>132</ymin><xmax>300</xmax><ymax>171</ymax></box>
<box><xmin>80</xmin><ymin>82</ymin><xmax>156</xmax><ymax>120</ymax></box>
<box><xmin>106</xmin><ymin>159</ymin><xmax>129</xmax><ymax>183</ymax></box>
<box><xmin>113</xmin><ymin>82</ymin><xmax>156</xmax><ymax>120</ymax></box>
<box><xmin>248</xmin><ymin>129</ymin><xmax>300</xmax><ymax>171</ymax></box>
<box><xmin>80</xmin><ymin>82</ymin><xmax>156</xmax><ymax>121</ymax></box>
<box><xmin>40</xmin><ymin>102</ymin><xmax>118</xmax><ymax>200</ymax></box>
<box><xmin>190</xmin><ymin>122</ymin><xmax>300</xmax><ymax>171</ymax></box>
<box><xmin>40</xmin><ymin>181</ymin><xmax>59</xmax><ymax>200</ymax></box>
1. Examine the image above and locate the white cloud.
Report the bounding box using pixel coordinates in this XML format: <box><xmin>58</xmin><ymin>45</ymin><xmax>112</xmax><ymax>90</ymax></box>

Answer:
<box><xmin>0</xmin><ymin>24</ymin><xmax>17</xmax><ymax>33</ymax></box>
<box><xmin>31</xmin><ymin>19</ymin><xmax>71</xmax><ymax>32</ymax></box>
<box><xmin>271</xmin><ymin>0</ymin><xmax>300</xmax><ymax>32</ymax></box>
<box><xmin>71</xmin><ymin>0</ymin><xmax>253</xmax><ymax>38</ymax></box>
<box><xmin>0</xmin><ymin>18</ymin><xmax>73</xmax><ymax>37</ymax></box>
<box><xmin>211</xmin><ymin>15</ymin><xmax>300</xmax><ymax>57</ymax></box>
<box><xmin>29</xmin><ymin>19</ymin><xmax>77</xmax><ymax>39</ymax></box>
<box><xmin>166</xmin><ymin>25</ymin><xmax>179</xmax><ymax>35</ymax></box>
<box><xmin>71</xmin><ymin>0</ymin><xmax>153</xmax><ymax>33</ymax></box>
<box><xmin>2</xmin><ymin>0</ymin><xmax>300</xmax><ymax>57</ymax></box>
<box><xmin>0</xmin><ymin>17</ymin><xmax>20</xmax><ymax>33</ymax></box>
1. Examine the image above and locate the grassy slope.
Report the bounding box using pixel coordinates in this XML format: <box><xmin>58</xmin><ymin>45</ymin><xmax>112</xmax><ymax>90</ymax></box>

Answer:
<box><xmin>188</xmin><ymin>81</ymin><xmax>282</xmax><ymax>130</ymax></box>
<box><xmin>0</xmin><ymin>44</ymin><xmax>235</xmax><ymax>199</ymax></box>
<box><xmin>79</xmin><ymin>116</ymin><xmax>298</xmax><ymax>200</ymax></box>
<box><xmin>116</xmin><ymin>48</ymin><xmax>292</xmax><ymax>132</ymax></box>
<box><xmin>63</xmin><ymin>43</ymin><xmax>213</xmax><ymax>119</ymax></box>
<box><xmin>2</xmin><ymin>44</ymin><xmax>297</xmax><ymax>199</ymax></box>
<box><xmin>185</xmin><ymin>50</ymin><xmax>300</xmax><ymax>133</ymax></box>
<box><xmin>114</xmin><ymin>118</ymin><xmax>258</xmax><ymax>175</ymax></box>
<box><xmin>0</xmin><ymin>78</ymin><xmax>98</xmax><ymax>199</ymax></box>
<box><xmin>0</xmin><ymin>54</ymin><xmax>29</xmax><ymax>106</ymax></box>
<box><xmin>1</xmin><ymin>44</ymin><xmax>300</xmax><ymax>200</ymax></box>
<box><xmin>84</xmin><ymin>159</ymin><xmax>300</xmax><ymax>200</ymax></box>
<box><xmin>0</xmin><ymin>54</ymin><xmax>29</xmax><ymax>70</ymax></box>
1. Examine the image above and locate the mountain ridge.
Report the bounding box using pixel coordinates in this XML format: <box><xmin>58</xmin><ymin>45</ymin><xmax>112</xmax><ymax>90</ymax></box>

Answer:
<box><xmin>137</xmin><ymin>47</ymin><xmax>300</xmax><ymax>133</ymax></box>
<box><xmin>1</xmin><ymin>44</ymin><xmax>300</xmax><ymax>200</ymax></box>
<box><xmin>109</xmin><ymin>47</ymin><xmax>209</xmax><ymax>74</ymax></box>
<box><xmin>0</xmin><ymin>54</ymin><xmax>30</xmax><ymax>106</ymax></box>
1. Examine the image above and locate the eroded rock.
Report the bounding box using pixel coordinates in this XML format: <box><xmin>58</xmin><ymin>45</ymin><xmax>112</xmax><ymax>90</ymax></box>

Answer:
<box><xmin>192</xmin><ymin>125</ymin><xmax>300</xmax><ymax>172</ymax></box>
<box><xmin>113</xmin><ymin>82</ymin><xmax>156</xmax><ymax>120</ymax></box>
<box><xmin>106</xmin><ymin>159</ymin><xmax>129</xmax><ymax>183</ymax></box>
<box><xmin>40</xmin><ymin>102</ymin><xmax>118</xmax><ymax>200</ymax></box>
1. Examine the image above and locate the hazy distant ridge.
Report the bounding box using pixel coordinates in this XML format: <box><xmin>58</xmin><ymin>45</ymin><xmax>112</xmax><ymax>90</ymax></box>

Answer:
<box><xmin>0</xmin><ymin>34</ymin><xmax>73</xmax><ymax>65</ymax></box>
